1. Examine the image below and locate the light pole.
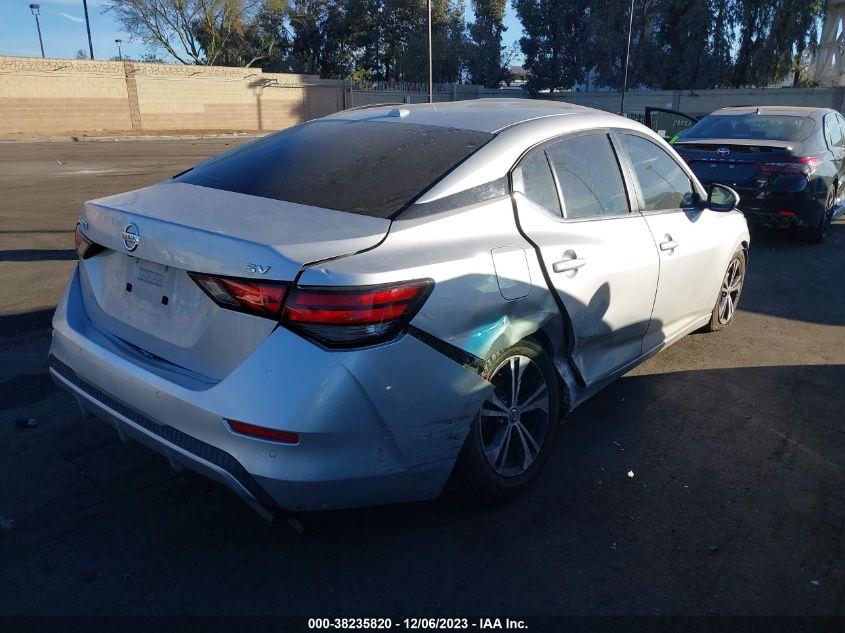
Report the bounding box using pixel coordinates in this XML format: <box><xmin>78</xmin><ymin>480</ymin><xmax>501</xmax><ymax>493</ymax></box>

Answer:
<box><xmin>427</xmin><ymin>0</ymin><xmax>433</xmax><ymax>103</ymax></box>
<box><xmin>29</xmin><ymin>4</ymin><xmax>44</xmax><ymax>58</ymax></box>
<box><xmin>620</xmin><ymin>0</ymin><xmax>635</xmax><ymax>116</ymax></box>
<box><xmin>115</xmin><ymin>39</ymin><xmax>123</xmax><ymax>61</ymax></box>
<box><xmin>82</xmin><ymin>0</ymin><xmax>94</xmax><ymax>59</ymax></box>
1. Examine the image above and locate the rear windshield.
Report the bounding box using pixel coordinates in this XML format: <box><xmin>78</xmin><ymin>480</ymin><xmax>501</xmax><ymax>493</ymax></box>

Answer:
<box><xmin>175</xmin><ymin>119</ymin><xmax>493</xmax><ymax>218</ymax></box>
<box><xmin>683</xmin><ymin>114</ymin><xmax>815</xmax><ymax>142</ymax></box>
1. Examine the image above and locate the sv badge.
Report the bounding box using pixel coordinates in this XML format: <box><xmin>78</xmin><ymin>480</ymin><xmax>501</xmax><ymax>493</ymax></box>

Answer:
<box><xmin>245</xmin><ymin>263</ymin><xmax>271</xmax><ymax>274</ymax></box>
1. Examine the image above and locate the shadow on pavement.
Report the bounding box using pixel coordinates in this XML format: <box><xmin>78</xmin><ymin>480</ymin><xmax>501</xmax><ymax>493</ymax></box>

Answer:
<box><xmin>0</xmin><ymin>249</ymin><xmax>76</xmax><ymax>262</ymax></box>
<box><xmin>736</xmin><ymin>222</ymin><xmax>845</xmax><ymax>326</ymax></box>
<box><xmin>2</xmin><ymin>362</ymin><xmax>840</xmax><ymax>616</ymax></box>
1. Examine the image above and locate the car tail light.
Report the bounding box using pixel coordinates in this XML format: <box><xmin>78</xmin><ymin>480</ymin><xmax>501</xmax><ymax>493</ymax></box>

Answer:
<box><xmin>281</xmin><ymin>280</ymin><xmax>433</xmax><ymax>347</ymax></box>
<box><xmin>74</xmin><ymin>226</ymin><xmax>104</xmax><ymax>259</ymax></box>
<box><xmin>188</xmin><ymin>273</ymin><xmax>288</xmax><ymax>319</ymax></box>
<box><xmin>757</xmin><ymin>156</ymin><xmax>822</xmax><ymax>176</ymax></box>
<box><xmin>226</xmin><ymin>419</ymin><xmax>299</xmax><ymax>444</ymax></box>
<box><xmin>680</xmin><ymin>155</ymin><xmax>695</xmax><ymax>166</ymax></box>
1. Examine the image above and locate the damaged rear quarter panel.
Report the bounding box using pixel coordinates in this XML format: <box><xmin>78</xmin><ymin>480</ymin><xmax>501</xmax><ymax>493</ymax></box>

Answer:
<box><xmin>297</xmin><ymin>196</ymin><xmax>565</xmax><ymax>408</ymax></box>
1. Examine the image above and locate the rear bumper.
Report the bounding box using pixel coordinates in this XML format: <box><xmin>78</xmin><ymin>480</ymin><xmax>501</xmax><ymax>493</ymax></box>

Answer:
<box><xmin>49</xmin><ymin>266</ymin><xmax>490</xmax><ymax>511</ymax></box>
<box><xmin>699</xmin><ymin>178</ymin><xmax>825</xmax><ymax>228</ymax></box>
<box><xmin>738</xmin><ymin>197</ymin><xmax>824</xmax><ymax>229</ymax></box>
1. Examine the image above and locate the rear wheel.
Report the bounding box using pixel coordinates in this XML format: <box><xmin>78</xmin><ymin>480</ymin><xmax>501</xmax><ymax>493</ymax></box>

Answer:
<box><xmin>453</xmin><ymin>340</ymin><xmax>561</xmax><ymax>501</ymax></box>
<box><xmin>799</xmin><ymin>185</ymin><xmax>836</xmax><ymax>243</ymax></box>
<box><xmin>704</xmin><ymin>249</ymin><xmax>746</xmax><ymax>332</ymax></box>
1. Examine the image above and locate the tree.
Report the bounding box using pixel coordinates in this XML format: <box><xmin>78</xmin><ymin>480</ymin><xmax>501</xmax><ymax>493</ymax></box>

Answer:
<box><xmin>466</xmin><ymin>0</ymin><xmax>507</xmax><ymax>88</ymax></box>
<box><xmin>730</xmin><ymin>0</ymin><xmax>824</xmax><ymax>87</ymax></box>
<box><xmin>287</xmin><ymin>0</ymin><xmax>355</xmax><ymax>77</ymax></box>
<box><xmin>651</xmin><ymin>0</ymin><xmax>734</xmax><ymax>89</ymax></box>
<box><xmin>193</xmin><ymin>0</ymin><xmax>290</xmax><ymax>67</ymax></box>
<box><xmin>515</xmin><ymin>0</ymin><xmax>589</xmax><ymax>93</ymax></box>
<box><xmin>343</xmin><ymin>0</ymin><xmax>464</xmax><ymax>84</ymax></box>
<box><xmin>75</xmin><ymin>49</ymin><xmax>89</xmax><ymax>60</ymax></box>
<box><xmin>396</xmin><ymin>0</ymin><xmax>466</xmax><ymax>83</ymax></box>
<box><xmin>105</xmin><ymin>0</ymin><xmax>288</xmax><ymax>66</ymax></box>
<box><xmin>586</xmin><ymin>0</ymin><xmax>665</xmax><ymax>90</ymax></box>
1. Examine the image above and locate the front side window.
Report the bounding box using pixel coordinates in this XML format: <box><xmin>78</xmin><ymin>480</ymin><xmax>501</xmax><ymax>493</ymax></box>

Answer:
<box><xmin>620</xmin><ymin>134</ymin><xmax>694</xmax><ymax>212</ymax></box>
<box><xmin>546</xmin><ymin>134</ymin><xmax>629</xmax><ymax>219</ymax></box>
<box><xmin>518</xmin><ymin>150</ymin><xmax>562</xmax><ymax>216</ymax></box>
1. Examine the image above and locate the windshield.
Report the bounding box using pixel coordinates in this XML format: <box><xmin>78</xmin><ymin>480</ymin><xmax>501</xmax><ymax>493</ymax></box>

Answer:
<box><xmin>176</xmin><ymin>119</ymin><xmax>493</xmax><ymax>219</ymax></box>
<box><xmin>682</xmin><ymin>114</ymin><xmax>815</xmax><ymax>142</ymax></box>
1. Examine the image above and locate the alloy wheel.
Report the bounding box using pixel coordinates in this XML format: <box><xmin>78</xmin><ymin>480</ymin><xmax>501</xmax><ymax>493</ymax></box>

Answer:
<box><xmin>718</xmin><ymin>257</ymin><xmax>744</xmax><ymax>325</ymax></box>
<box><xmin>478</xmin><ymin>354</ymin><xmax>551</xmax><ymax>477</ymax></box>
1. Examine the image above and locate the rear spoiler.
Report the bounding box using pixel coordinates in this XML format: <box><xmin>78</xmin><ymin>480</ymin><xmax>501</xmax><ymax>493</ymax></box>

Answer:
<box><xmin>674</xmin><ymin>138</ymin><xmax>795</xmax><ymax>151</ymax></box>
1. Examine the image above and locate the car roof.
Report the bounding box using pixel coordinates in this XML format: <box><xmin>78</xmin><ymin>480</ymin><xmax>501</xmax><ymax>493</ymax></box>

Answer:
<box><xmin>325</xmin><ymin>98</ymin><xmax>595</xmax><ymax>134</ymax></box>
<box><xmin>711</xmin><ymin>105</ymin><xmax>832</xmax><ymax>119</ymax></box>
<box><xmin>391</xmin><ymin>101</ymin><xmax>674</xmax><ymax>207</ymax></box>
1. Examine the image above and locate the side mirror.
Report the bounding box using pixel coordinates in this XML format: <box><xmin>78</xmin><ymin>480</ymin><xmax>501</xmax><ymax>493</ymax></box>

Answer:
<box><xmin>707</xmin><ymin>183</ymin><xmax>740</xmax><ymax>211</ymax></box>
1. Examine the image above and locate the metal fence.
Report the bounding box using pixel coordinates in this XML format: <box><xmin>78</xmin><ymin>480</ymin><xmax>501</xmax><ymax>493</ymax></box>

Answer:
<box><xmin>351</xmin><ymin>79</ymin><xmax>455</xmax><ymax>93</ymax></box>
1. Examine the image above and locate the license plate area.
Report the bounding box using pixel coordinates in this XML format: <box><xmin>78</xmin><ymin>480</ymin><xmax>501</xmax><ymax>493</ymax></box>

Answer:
<box><xmin>130</xmin><ymin>258</ymin><xmax>175</xmax><ymax>308</ymax></box>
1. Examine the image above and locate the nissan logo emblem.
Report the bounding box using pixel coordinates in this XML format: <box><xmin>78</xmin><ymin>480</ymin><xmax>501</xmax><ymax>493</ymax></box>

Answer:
<box><xmin>716</xmin><ymin>147</ymin><xmax>731</xmax><ymax>157</ymax></box>
<box><xmin>121</xmin><ymin>223</ymin><xmax>141</xmax><ymax>252</ymax></box>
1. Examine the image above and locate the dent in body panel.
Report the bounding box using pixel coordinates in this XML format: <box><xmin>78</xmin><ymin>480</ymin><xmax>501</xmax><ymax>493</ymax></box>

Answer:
<box><xmin>296</xmin><ymin>196</ymin><xmax>568</xmax><ymax>391</ymax></box>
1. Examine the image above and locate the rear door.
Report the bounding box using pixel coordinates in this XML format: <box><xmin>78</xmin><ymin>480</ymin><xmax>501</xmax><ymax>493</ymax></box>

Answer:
<box><xmin>824</xmin><ymin>112</ymin><xmax>845</xmax><ymax>184</ymax></box>
<box><xmin>513</xmin><ymin>131</ymin><xmax>659</xmax><ymax>386</ymax></box>
<box><xmin>614</xmin><ymin>132</ymin><xmax>724</xmax><ymax>349</ymax></box>
<box><xmin>645</xmin><ymin>108</ymin><xmax>699</xmax><ymax>143</ymax></box>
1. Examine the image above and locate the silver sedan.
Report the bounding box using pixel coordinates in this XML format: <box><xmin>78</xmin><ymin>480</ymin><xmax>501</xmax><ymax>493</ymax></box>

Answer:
<box><xmin>50</xmin><ymin>99</ymin><xmax>750</xmax><ymax>513</ymax></box>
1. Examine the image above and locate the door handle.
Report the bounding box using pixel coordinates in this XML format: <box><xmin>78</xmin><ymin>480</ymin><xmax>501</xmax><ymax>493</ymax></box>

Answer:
<box><xmin>552</xmin><ymin>258</ymin><xmax>586</xmax><ymax>273</ymax></box>
<box><xmin>659</xmin><ymin>236</ymin><xmax>679</xmax><ymax>251</ymax></box>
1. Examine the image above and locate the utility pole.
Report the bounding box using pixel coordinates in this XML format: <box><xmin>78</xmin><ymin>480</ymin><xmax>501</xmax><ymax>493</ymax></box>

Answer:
<box><xmin>620</xmin><ymin>0</ymin><xmax>635</xmax><ymax>116</ymax></box>
<box><xmin>427</xmin><ymin>0</ymin><xmax>433</xmax><ymax>103</ymax></box>
<box><xmin>29</xmin><ymin>4</ymin><xmax>45</xmax><ymax>58</ymax></box>
<box><xmin>82</xmin><ymin>0</ymin><xmax>94</xmax><ymax>60</ymax></box>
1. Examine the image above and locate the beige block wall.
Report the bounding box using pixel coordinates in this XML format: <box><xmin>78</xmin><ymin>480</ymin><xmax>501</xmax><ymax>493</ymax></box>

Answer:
<box><xmin>0</xmin><ymin>57</ymin><xmax>131</xmax><ymax>134</ymax></box>
<box><xmin>3</xmin><ymin>55</ymin><xmax>843</xmax><ymax>136</ymax></box>
<box><xmin>0</xmin><ymin>56</ymin><xmax>347</xmax><ymax>135</ymax></box>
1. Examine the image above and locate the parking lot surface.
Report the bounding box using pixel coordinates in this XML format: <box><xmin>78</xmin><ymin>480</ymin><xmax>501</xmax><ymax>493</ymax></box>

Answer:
<box><xmin>1</xmin><ymin>139</ymin><xmax>843</xmax><ymax>617</ymax></box>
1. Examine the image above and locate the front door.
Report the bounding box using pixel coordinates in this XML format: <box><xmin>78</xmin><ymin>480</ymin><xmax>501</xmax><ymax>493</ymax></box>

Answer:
<box><xmin>614</xmin><ymin>132</ymin><xmax>726</xmax><ymax>350</ymax></box>
<box><xmin>513</xmin><ymin>132</ymin><xmax>660</xmax><ymax>386</ymax></box>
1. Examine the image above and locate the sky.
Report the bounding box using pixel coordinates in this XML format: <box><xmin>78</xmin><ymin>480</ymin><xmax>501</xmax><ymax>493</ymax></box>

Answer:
<box><xmin>1</xmin><ymin>0</ymin><xmax>526</xmax><ymax>65</ymax></box>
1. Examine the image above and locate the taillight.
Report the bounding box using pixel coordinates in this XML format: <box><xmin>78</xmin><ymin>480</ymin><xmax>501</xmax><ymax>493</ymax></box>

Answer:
<box><xmin>74</xmin><ymin>226</ymin><xmax>104</xmax><ymax>259</ymax></box>
<box><xmin>188</xmin><ymin>273</ymin><xmax>288</xmax><ymax>319</ymax></box>
<box><xmin>757</xmin><ymin>156</ymin><xmax>822</xmax><ymax>176</ymax></box>
<box><xmin>680</xmin><ymin>155</ymin><xmax>695</xmax><ymax>166</ymax></box>
<box><xmin>281</xmin><ymin>280</ymin><xmax>433</xmax><ymax>347</ymax></box>
<box><xmin>188</xmin><ymin>274</ymin><xmax>433</xmax><ymax>347</ymax></box>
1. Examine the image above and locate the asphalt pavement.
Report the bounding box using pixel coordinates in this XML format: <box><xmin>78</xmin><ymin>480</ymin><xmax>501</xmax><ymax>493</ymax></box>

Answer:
<box><xmin>1</xmin><ymin>139</ymin><xmax>843</xmax><ymax>619</ymax></box>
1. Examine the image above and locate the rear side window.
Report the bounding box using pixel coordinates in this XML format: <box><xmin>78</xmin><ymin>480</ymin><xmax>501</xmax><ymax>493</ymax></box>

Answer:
<box><xmin>825</xmin><ymin>114</ymin><xmax>844</xmax><ymax>148</ymax></box>
<box><xmin>518</xmin><ymin>151</ymin><xmax>562</xmax><ymax>215</ymax></box>
<box><xmin>546</xmin><ymin>134</ymin><xmax>629</xmax><ymax>219</ymax></box>
<box><xmin>620</xmin><ymin>134</ymin><xmax>694</xmax><ymax>212</ymax></box>
<box><xmin>176</xmin><ymin>120</ymin><xmax>493</xmax><ymax>218</ymax></box>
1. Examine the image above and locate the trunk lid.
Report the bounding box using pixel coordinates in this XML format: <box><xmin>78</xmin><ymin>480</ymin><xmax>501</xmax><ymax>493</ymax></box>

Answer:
<box><xmin>77</xmin><ymin>182</ymin><xmax>390</xmax><ymax>380</ymax></box>
<box><xmin>674</xmin><ymin>138</ymin><xmax>802</xmax><ymax>185</ymax></box>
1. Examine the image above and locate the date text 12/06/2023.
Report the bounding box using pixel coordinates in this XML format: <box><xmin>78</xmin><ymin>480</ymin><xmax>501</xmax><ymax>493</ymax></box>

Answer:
<box><xmin>307</xmin><ymin>618</ymin><xmax>529</xmax><ymax>630</ymax></box>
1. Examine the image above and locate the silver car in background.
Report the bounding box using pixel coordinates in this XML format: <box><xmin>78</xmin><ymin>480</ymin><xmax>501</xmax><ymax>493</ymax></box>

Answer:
<box><xmin>50</xmin><ymin>99</ymin><xmax>750</xmax><ymax>513</ymax></box>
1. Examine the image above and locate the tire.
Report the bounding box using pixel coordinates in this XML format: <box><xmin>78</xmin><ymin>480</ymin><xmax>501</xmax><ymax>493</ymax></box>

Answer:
<box><xmin>703</xmin><ymin>249</ymin><xmax>746</xmax><ymax>332</ymax></box>
<box><xmin>452</xmin><ymin>339</ymin><xmax>561</xmax><ymax>502</ymax></box>
<box><xmin>798</xmin><ymin>185</ymin><xmax>835</xmax><ymax>243</ymax></box>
